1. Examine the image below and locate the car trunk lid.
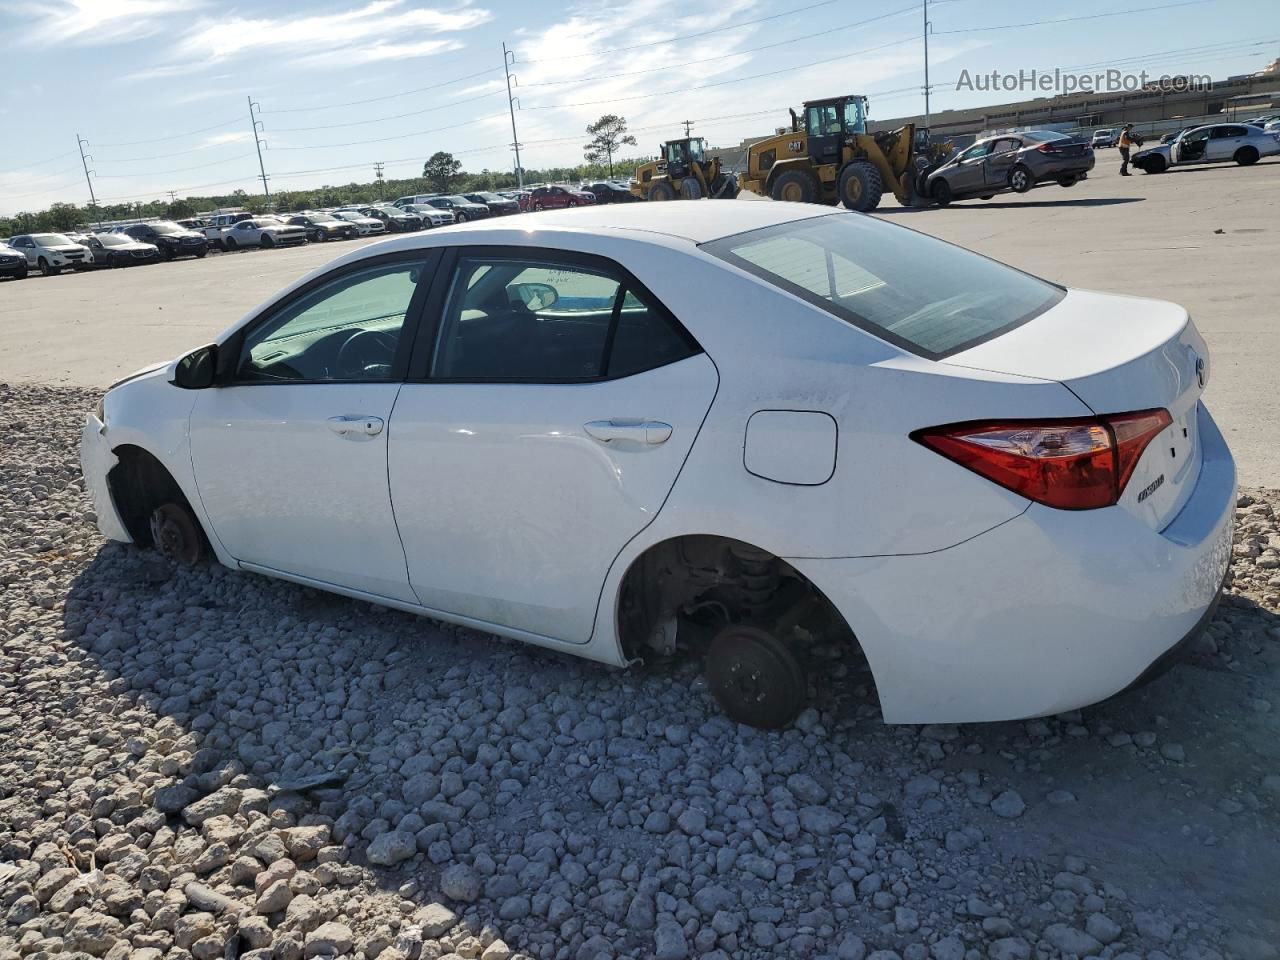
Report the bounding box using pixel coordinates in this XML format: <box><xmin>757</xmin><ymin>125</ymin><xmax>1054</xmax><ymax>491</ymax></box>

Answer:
<box><xmin>942</xmin><ymin>289</ymin><xmax>1207</xmax><ymax>530</ymax></box>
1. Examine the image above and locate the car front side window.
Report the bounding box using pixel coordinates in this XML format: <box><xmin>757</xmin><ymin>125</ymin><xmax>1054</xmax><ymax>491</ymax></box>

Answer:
<box><xmin>236</xmin><ymin>258</ymin><xmax>428</xmax><ymax>384</ymax></box>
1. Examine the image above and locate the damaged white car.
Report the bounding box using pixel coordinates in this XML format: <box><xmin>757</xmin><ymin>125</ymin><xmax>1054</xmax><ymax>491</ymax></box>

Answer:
<box><xmin>81</xmin><ymin>203</ymin><xmax>1235</xmax><ymax>728</ymax></box>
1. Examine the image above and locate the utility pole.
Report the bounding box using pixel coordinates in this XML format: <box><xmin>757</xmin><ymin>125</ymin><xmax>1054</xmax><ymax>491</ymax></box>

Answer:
<box><xmin>922</xmin><ymin>0</ymin><xmax>932</xmax><ymax>130</ymax></box>
<box><xmin>75</xmin><ymin>134</ymin><xmax>99</xmax><ymax>227</ymax></box>
<box><xmin>682</xmin><ymin>119</ymin><xmax>694</xmax><ymax>137</ymax></box>
<box><xmin>167</xmin><ymin>190</ymin><xmax>177</xmax><ymax>203</ymax></box>
<box><xmin>502</xmin><ymin>42</ymin><xmax>524</xmax><ymax>188</ymax></box>
<box><xmin>374</xmin><ymin>162</ymin><xmax>385</xmax><ymax>199</ymax></box>
<box><xmin>248</xmin><ymin>95</ymin><xmax>270</xmax><ymax>203</ymax></box>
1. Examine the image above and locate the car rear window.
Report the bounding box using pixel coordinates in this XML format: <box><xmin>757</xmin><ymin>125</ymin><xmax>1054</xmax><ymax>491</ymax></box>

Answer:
<box><xmin>701</xmin><ymin>214</ymin><xmax>1063</xmax><ymax>359</ymax></box>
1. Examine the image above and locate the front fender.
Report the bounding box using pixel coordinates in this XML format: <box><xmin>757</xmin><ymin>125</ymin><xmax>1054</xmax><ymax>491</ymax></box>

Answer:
<box><xmin>94</xmin><ymin>374</ymin><xmax>234</xmax><ymax>566</ymax></box>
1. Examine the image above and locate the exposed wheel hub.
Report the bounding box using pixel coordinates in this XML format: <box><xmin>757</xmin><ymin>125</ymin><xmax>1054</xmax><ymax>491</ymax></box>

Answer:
<box><xmin>149</xmin><ymin>503</ymin><xmax>203</xmax><ymax>566</ymax></box>
<box><xmin>706</xmin><ymin>625</ymin><xmax>806</xmax><ymax>729</ymax></box>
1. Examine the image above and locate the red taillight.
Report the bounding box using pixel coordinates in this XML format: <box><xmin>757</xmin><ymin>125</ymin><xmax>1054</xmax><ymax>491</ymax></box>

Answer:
<box><xmin>913</xmin><ymin>409</ymin><xmax>1172</xmax><ymax>510</ymax></box>
<box><xmin>1037</xmin><ymin>142</ymin><xmax>1061</xmax><ymax>154</ymax></box>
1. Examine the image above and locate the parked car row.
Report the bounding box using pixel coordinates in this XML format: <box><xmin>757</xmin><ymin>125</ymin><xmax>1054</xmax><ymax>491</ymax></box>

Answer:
<box><xmin>1</xmin><ymin>229</ymin><xmax>181</xmax><ymax>278</ymax></box>
<box><xmin>0</xmin><ymin>187</ymin><xmax>623</xmax><ymax>281</ymax></box>
<box><xmin>390</xmin><ymin>182</ymin><xmax>637</xmax><ymax>216</ymax></box>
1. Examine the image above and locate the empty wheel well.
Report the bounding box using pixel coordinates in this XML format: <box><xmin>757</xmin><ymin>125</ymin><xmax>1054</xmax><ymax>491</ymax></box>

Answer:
<box><xmin>107</xmin><ymin>445</ymin><xmax>200</xmax><ymax>547</ymax></box>
<box><xmin>616</xmin><ymin>534</ymin><xmax>857</xmax><ymax>662</ymax></box>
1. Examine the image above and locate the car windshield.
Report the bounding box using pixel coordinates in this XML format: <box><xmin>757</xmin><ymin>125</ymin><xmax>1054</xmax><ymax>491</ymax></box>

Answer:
<box><xmin>471</xmin><ymin>192</ymin><xmax>502</xmax><ymax>201</ymax></box>
<box><xmin>446</xmin><ymin>196</ymin><xmax>473</xmax><ymax>204</ymax></box>
<box><xmin>702</xmin><ymin>214</ymin><xmax>1062</xmax><ymax>360</ymax></box>
<box><xmin>96</xmin><ymin>234</ymin><xmax>129</xmax><ymax>246</ymax></box>
<box><xmin>150</xmin><ymin>222</ymin><xmax>184</xmax><ymax>235</ymax></box>
<box><xmin>309</xmin><ymin>213</ymin><xmax>338</xmax><ymax>222</ymax></box>
<box><xmin>34</xmin><ymin>234</ymin><xmax>74</xmax><ymax>245</ymax></box>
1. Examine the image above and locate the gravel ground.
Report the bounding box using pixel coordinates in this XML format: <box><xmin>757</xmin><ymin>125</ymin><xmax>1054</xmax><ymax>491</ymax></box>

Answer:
<box><xmin>3</xmin><ymin>383</ymin><xmax>1279</xmax><ymax>960</ymax></box>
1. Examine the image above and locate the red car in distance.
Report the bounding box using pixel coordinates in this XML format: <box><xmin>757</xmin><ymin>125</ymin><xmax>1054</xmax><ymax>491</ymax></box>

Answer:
<box><xmin>527</xmin><ymin>184</ymin><xmax>596</xmax><ymax>211</ymax></box>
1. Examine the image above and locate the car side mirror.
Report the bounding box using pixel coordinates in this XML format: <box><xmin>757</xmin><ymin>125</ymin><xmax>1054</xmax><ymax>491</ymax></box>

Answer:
<box><xmin>172</xmin><ymin>344</ymin><xmax>218</xmax><ymax>389</ymax></box>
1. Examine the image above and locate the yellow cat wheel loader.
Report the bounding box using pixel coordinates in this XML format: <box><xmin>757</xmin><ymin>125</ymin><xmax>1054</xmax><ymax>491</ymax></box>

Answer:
<box><xmin>741</xmin><ymin>95</ymin><xmax>945</xmax><ymax>212</ymax></box>
<box><xmin>631</xmin><ymin>137</ymin><xmax>739</xmax><ymax>201</ymax></box>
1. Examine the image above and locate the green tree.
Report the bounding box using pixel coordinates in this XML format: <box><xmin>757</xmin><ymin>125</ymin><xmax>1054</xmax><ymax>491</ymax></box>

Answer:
<box><xmin>584</xmin><ymin>115</ymin><xmax>637</xmax><ymax>179</ymax></box>
<box><xmin>45</xmin><ymin>202</ymin><xmax>85</xmax><ymax>231</ymax></box>
<box><xmin>423</xmin><ymin>152</ymin><xmax>463</xmax><ymax>193</ymax></box>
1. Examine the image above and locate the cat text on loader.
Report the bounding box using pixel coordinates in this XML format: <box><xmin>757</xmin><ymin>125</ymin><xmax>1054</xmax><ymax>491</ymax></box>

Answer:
<box><xmin>741</xmin><ymin>94</ymin><xmax>925</xmax><ymax>212</ymax></box>
<box><xmin>630</xmin><ymin>137</ymin><xmax>739</xmax><ymax>201</ymax></box>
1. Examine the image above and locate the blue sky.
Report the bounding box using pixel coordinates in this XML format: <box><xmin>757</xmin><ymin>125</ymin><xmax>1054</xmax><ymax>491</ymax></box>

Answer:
<box><xmin>1</xmin><ymin>0</ymin><xmax>1275</xmax><ymax>214</ymax></box>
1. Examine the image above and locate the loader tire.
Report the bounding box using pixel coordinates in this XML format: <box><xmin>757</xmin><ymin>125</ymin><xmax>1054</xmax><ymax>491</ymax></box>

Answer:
<box><xmin>712</xmin><ymin>173</ymin><xmax>739</xmax><ymax>198</ymax></box>
<box><xmin>770</xmin><ymin>170</ymin><xmax>818</xmax><ymax>204</ymax></box>
<box><xmin>647</xmin><ymin>181</ymin><xmax>677</xmax><ymax>201</ymax></box>
<box><xmin>838</xmin><ymin>161</ymin><xmax>883</xmax><ymax>212</ymax></box>
<box><xmin>680</xmin><ymin>178</ymin><xmax>703</xmax><ymax>199</ymax></box>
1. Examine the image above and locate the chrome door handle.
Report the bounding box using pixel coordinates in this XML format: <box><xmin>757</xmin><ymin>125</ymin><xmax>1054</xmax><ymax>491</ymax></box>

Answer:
<box><xmin>584</xmin><ymin>420</ymin><xmax>672</xmax><ymax>445</ymax></box>
<box><xmin>327</xmin><ymin>415</ymin><xmax>384</xmax><ymax>437</ymax></box>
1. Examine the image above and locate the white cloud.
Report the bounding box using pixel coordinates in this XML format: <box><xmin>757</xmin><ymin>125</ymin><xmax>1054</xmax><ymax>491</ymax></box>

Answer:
<box><xmin>172</xmin><ymin>0</ymin><xmax>490</xmax><ymax>61</ymax></box>
<box><xmin>291</xmin><ymin>38</ymin><xmax>466</xmax><ymax>70</ymax></box>
<box><xmin>9</xmin><ymin>0</ymin><xmax>207</xmax><ymax>47</ymax></box>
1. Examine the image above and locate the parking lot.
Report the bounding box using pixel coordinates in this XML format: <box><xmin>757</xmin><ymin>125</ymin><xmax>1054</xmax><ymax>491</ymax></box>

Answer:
<box><xmin>2</xmin><ymin>156</ymin><xmax>1279</xmax><ymax>960</ymax></box>
<box><xmin>3</xmin><ymin>157</ymin><xmax>1278</xmax><ymax>483</ymax></box>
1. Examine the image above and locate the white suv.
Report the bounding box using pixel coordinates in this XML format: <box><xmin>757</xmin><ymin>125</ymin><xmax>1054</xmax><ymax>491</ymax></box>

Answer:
<box><xmin>8</xmin><ymin>233</ymin><xmax>91</xmax><ymax>276</ymax></box>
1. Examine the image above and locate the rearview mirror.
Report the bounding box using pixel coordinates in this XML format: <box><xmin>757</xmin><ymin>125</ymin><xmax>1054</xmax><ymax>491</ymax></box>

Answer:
<box><xmin>172</xmin><ymin>344</ymin><xmax>217</xmax><ymax>389</ymax></box>
<box><xmin>510</xmin><ymin>282</ymin><xmax>559</xmax><ymax>311</ymax></box>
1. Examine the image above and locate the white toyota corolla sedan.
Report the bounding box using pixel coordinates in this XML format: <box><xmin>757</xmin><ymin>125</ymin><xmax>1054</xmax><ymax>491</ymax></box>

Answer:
<box><xmin>80</xmin><ymin>202</ymin><xmax>1235</xmax><ymax>729</ymax></box>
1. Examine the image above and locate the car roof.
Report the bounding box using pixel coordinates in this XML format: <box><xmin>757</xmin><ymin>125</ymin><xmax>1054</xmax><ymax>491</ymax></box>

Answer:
<box><xmin>441</xmin><ymin>199</ymin><xmax>831</xmax><ymax>244</ymax></box>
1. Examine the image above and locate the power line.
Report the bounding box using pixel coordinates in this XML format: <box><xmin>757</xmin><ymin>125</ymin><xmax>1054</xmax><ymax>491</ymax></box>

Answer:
<box><xmin>515</xmin><ymin>0</ymin><xmax>849</xmax><ymax>63</ymax></box>
<box><xmin>95</xmin><ymin>137</ymin><xmax>253</xmax><ymax>163</ymax></box>
<box><xmin>521</xmin><ymin>35</ymin><xmax>920</xmax><ymax>111</ymax></box>
<box><xmin>265</xmin><ymin>66</ymin><xmax>504</xmax><ymax>114</ymax></box>
<box><xmin>25</xmin><ymin>148</ymin><xmax>80</xmax><ymax>167</ymax></box>
<box><xmin>96</xmin><ymin>174</ymin><xmax>260</xmax><ymax>204</ymax></box>
<box><xmin>270</xmin><ymin>113</ymin><xmax>510</xmax><ymax>151</ymax></box>
<box><xmin>93</xmin><ymin>115</ymin><xmax>244</xmax><ymax>148</ymax></box>
<box><xmin>95</xmin><ymin>153</ymin><xmax>261</xmax><ymax>178</ymax></box>
<box><xmin>270</xmin><ymin>90</ymin><xmax>504</xmax><ymax>133</ymax></box>
<box><xmin>519</xmin><ymin>3</ymin><xmax>919</xmax><ymax>88</ymax></box>
<box><xmin>933</xmin><ymin>0</ymin><xmax>1212</xmax><ymax>35</ymax></box>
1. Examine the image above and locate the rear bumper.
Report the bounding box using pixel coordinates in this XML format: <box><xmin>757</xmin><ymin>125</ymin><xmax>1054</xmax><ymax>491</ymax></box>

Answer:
<box><xmin>789</xmin><ymin>403</ymin><xmax>1236</xmax><ymax>724</ymax></box>
<box><xmin>1037</xmin><ymin>157</ymin><xmax>1095</xmax><ymax>179</ymax></box>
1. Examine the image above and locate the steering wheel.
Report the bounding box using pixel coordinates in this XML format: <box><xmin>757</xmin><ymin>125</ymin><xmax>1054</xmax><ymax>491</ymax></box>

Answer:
<box><xmin>335</xmin><ymin>329</ymin><xmax>398</xmax><ymax>379</ymax></box>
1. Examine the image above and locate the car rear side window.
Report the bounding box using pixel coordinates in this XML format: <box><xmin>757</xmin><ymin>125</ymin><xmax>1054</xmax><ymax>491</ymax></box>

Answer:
<box><xmin>702</xmin><ymin>214</ymin><xmax>1063</xmax><ymax>360</ymax></box>
<box><xmin>430</xmin><ymin>255</ymin><xmax>699</xmax><ymax>381</ymax></box>
<box><xmin>607</xmin><ymin>290</ymin><xmax>699</xmax><ymax>377</ymax></box>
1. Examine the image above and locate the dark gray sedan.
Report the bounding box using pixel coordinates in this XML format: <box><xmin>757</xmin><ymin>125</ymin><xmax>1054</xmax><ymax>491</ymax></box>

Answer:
<box><xmin>924</xmin><ymin>131</ymin><xmax>1095</xmax><ymax>205</ymax></box>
